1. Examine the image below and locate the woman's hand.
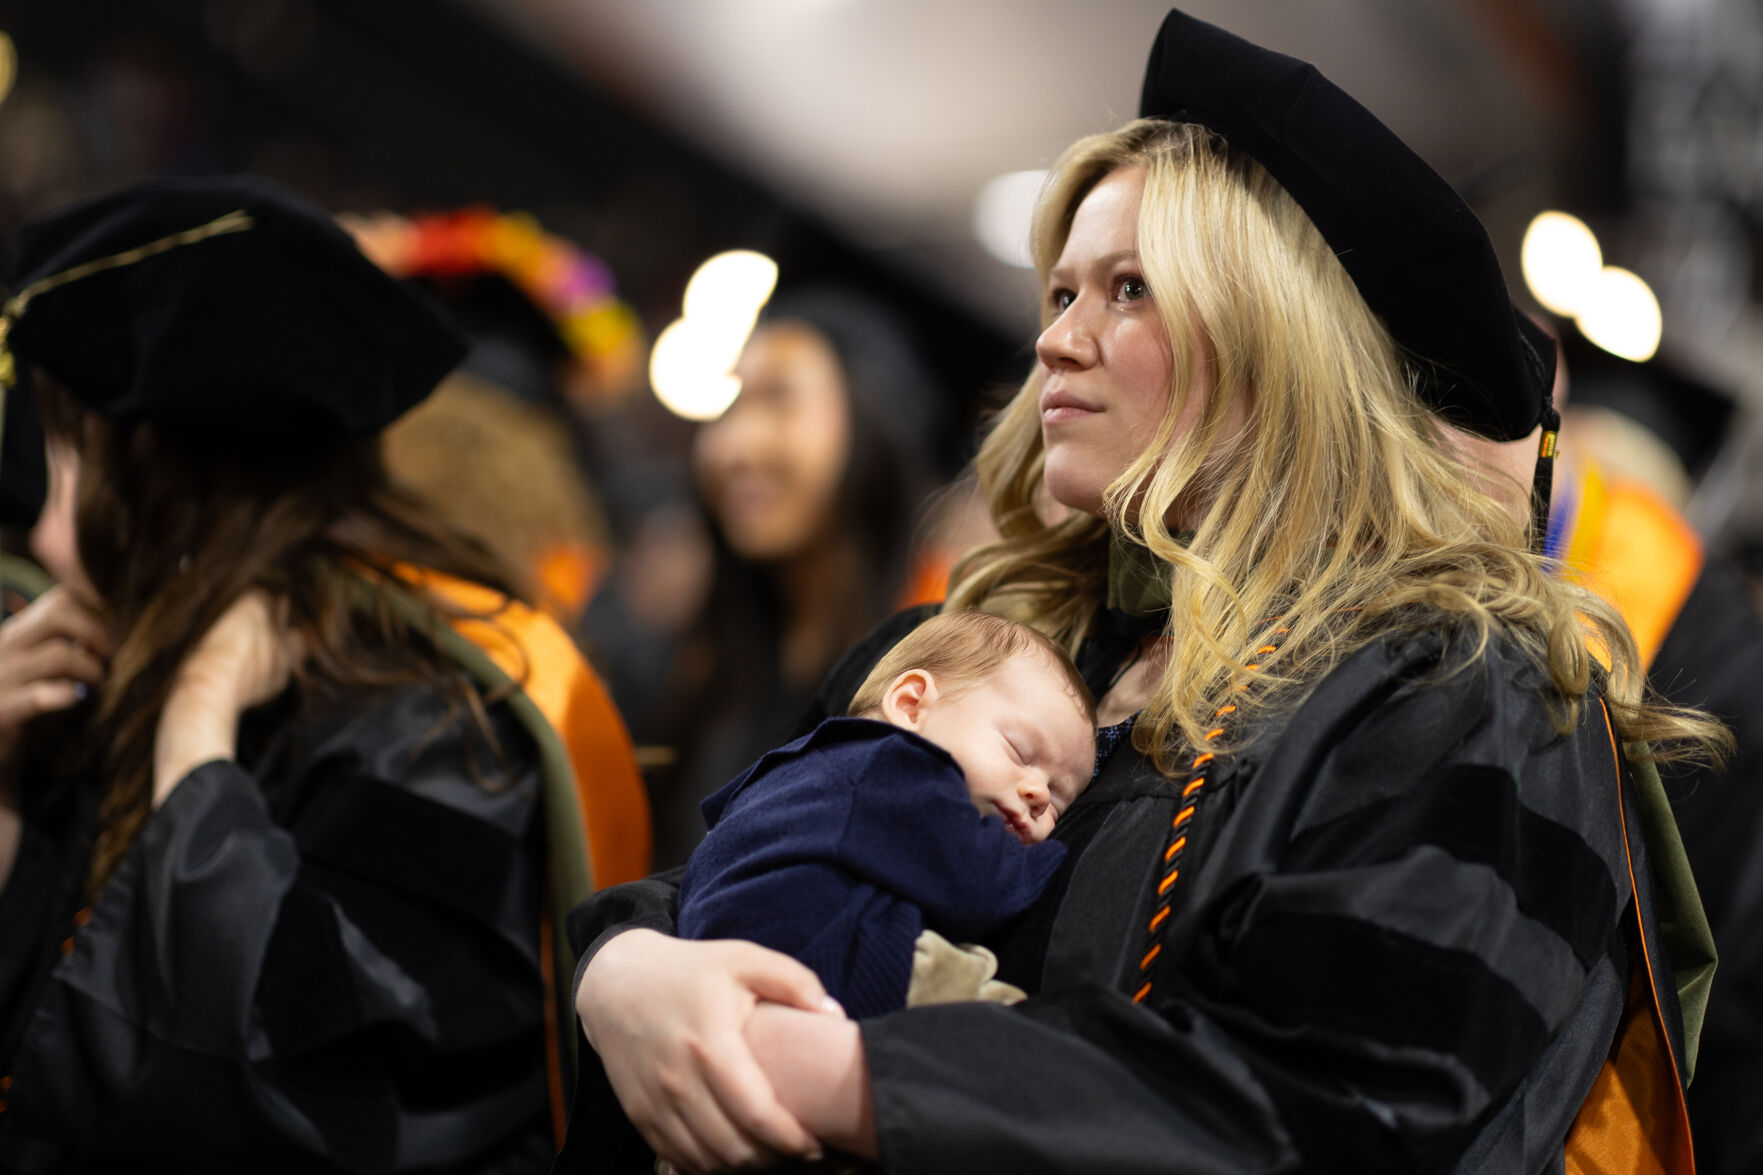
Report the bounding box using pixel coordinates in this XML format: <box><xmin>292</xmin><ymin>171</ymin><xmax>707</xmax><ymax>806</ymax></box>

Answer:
<box><xmin>153</xmin><ymin>591</ymin><xmax>302</xmax><ymax>806</ymax></box>
<box><xmin>745</xmin><ymin>1003</ymin><xmax>875</xmax><ymax>1160</ymax></box>
<box><xmin>0</xmin><ymin>586</ymin><xmax>111</xmax><ymax>773</ymax></box>
<box><xmin>578</xmin><ymin>929</ymin><xmax>842</xmax><ymax>1173</ymax></box>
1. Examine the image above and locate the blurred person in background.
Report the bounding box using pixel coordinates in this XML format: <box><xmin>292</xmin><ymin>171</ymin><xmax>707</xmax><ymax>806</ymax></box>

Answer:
<box><xmin>346</xmin><ymin>207</ymin><xmax>648</xmax><ymax>628</ymax></box>
<box><xmin>0</xmin><ymin>176</ymin><xmax>647</xmax><ymax>1173</ymax></box>
<box><xmin>586</xmin><ymin>286</ymin><xmax>950</xmax><ymax>868</ymax></box>
<box><xmin>382</xmin><ymin>371</ymin><xmax>608</xmax><ymax>622</ymax></box>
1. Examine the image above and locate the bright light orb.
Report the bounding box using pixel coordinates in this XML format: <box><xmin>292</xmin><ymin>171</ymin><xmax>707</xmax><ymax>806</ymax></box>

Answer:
<box><xmin>1522</xmin><ymin>211</ymin><xmax>1603</xmax><ymax>317</ymax></box>
<box><xmin>683</xmin><ymin>250</ymin><xmax>779</xmax><ymax>326</ymax></box>
<box><xmin>649</xmin><ymin>318</ymin><xmax>745</xmax><ymax>421</ymax></box>
<box><xmin>973</xmin><ymin>169</ymin><xmax>1048</xmax><ymax>269</ymax></box>
<box><xmin>651</xmin><ymin>249</ymin><xmax>778</xmax><ymax>421</ymax></box>
<box><xmin>1575</xmin><ymin>267</ymin><xmax>1662</xmax><ymax>363</ymax></box>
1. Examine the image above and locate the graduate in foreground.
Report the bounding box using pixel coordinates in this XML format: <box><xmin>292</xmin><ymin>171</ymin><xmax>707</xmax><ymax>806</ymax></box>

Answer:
<box><xmin>559</xmin><ymin>11</ymin><xmax>1726</xmax><ymax>1173</ymax></box>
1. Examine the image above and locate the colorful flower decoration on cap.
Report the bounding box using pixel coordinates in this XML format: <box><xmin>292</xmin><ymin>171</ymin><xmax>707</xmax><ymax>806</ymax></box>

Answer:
<box><xmin>346</xmin><ymin>206</ymin><xmax>645</xmax><ymax>410</ymax></box>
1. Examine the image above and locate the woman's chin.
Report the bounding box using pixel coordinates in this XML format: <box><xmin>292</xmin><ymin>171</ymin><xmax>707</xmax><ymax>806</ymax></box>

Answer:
<box><xmin>719</xmin><ymin>518</ymin><xmax>818</xmax><ymax>564</ymax></box>
<box><xmin>1040</xmin><ymin>461</ymin><xmax>1106</xmax><ymax>520</ymax></box>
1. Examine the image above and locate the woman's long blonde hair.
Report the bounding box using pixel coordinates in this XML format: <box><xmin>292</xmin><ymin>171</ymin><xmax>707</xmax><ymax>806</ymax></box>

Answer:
<box><xmin>945</xmin><ymin>119</ymin><xmax>1726</xmax><ymax>774</ymax></box>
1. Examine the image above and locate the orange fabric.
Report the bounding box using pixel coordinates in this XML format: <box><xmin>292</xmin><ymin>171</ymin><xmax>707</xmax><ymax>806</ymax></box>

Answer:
<box><xmin>1566</xmin><ymin>971</ymin><xmax>1683</xmax><ymax>1175</ymax></box>
<box><xmin>1561</xmin><ymin>465</ymin><xmax>1703</xmax><ymax>671</ymax></box>
<box><xmin>896</xmin><ymin>551</ymin><xmax>952</xmax><ymax>610</ymax></box>
<box><xmin>534</xmin><ymin>541</ymin><xmax>603</xmax><ymax>625</ymax></box>
<box><xmin>1563</xmin><ymin>703</ymin><xmax>1695</xmax><ymax>1174</ymax></box>
<box><xmin>400</xmin><ymin>567</ymin><xmax>652</xmax><ymax>889</ymax></box>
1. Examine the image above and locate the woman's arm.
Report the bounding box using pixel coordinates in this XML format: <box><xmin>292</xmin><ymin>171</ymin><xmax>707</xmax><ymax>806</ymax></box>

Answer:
<box><xmin>10</xmin><ymin>668</ymin><xmax>552</xmax><ymax>1170</ymax></box>
<box><xmin>745</xmin><ymin>1002</ymin><xmax>876</xmax><ymax>1158</ymax></box>
<box><xmin>849</xmin><ymin>639</ymin><xmax>1641</xmax><ymax>1173</ymax></box>
<box><xmin>152</xmin><ymin>592</ymin><xmax>300</xmax><ymax>805</ymax></box>
<box><xmin>575</xmin><ymin>636</ymin><xmax>1637</xmax><ymax>1173</ymax></box>
<box><xmin>577</xmin><ymin>928</ymin><xmax>843</xmax><ymax>1172</ymax></box>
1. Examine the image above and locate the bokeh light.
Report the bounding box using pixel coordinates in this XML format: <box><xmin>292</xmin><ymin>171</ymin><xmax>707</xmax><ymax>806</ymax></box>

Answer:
<box><xmin>1522</xmin><ymin>211</ymin><xmax>1602</xmax><ymax>317</ymax></box>
<box><xmin>652</xmin><ymin>250</ymin><xmax>779</xmax><ymax>421</ymax></box>
<box><xmin>649</xmin><ymin>319</ymin><xmax>746</xmax><ymax>421</ymax></box>
<box><xmin>1575</xmin><ymin>267</ymin><xmax>1663</xmax><ymax>363</ymax></box>
<box><xmin>972</xmin><ymin>169</ymin><xmax>1047</xmax><ymax>269</ymax></box>
<box><xmin>682</xmin><ymin>249</ymin><xmax>778</xmax><ymax>324</ymax></box>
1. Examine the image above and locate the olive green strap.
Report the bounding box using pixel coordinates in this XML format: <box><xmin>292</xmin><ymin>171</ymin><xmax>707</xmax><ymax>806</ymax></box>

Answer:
<box><xmin>0</xmin><ymin>550</ymin><xmax>54</xmax><ymax>607</ymax></box>
<box><xmin>1625</xmin><ymin>745</ymin><xmax>1717</xmax><ymax>1083</ymax></box>
<box><xmin>373</xmin><ymin>580</ymin><xmax>594</xmax><ymax>1075</ymax></box>
<box><xmin>1105</xmin><ymin>531</ymin><xmax>1182</xmax><ymax>618</ymax></box>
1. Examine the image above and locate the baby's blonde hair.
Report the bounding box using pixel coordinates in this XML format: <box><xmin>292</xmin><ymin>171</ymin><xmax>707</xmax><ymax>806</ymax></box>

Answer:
<box><xmin>848</xmin><ymin>610</ymin><xmax>1095</xmax><ymax>728</ymax></box>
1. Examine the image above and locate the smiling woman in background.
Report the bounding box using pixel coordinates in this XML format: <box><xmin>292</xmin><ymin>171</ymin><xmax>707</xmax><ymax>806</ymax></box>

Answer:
<box><xmin>590</xmin><ymin>286</ymin><xmax>949</xmax><ymax>867</ymax></box>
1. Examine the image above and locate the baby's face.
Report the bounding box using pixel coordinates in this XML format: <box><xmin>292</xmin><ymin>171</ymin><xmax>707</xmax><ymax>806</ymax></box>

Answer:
<box><xmin>908</xmin><ymin>650</ymin><xmax>1096</xmax><ymax>844</ymax></box>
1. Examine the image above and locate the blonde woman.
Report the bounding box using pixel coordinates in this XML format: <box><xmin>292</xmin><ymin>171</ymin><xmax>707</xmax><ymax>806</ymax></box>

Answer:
<box><xmin>559</xmin><ymin>13</ymin><xmax>1724</xmax><ymax>1173</ymax></box>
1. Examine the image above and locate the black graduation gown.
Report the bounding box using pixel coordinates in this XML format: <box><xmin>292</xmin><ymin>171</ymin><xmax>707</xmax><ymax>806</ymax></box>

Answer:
<box><xmin>0</xmin><ymin>682</ymin><xmax>554</xmax><ymax>1174</ymax></box>
<box><xmin>1649</xmin><ymin>557</ymin><xmax>1763</xmax><ymax>1175</ymax></box>
<box><xmin>561</xmin><ymin>608</ymin><xmax>1685</xmax><ymax>1174</ymax></box>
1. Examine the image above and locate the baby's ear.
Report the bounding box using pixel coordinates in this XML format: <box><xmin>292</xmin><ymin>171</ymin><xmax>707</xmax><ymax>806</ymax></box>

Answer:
<box><xmin>880</xmin><ymin>669</ymin><xmax>937</xmax><ymax>729</ymax></box>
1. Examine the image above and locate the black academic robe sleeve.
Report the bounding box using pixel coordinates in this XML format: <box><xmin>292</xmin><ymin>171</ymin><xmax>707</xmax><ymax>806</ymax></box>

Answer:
<box><xmin>560</xmin><ymin>624</ymin><xmax>1639</xmax><ymax>1174</ymax></box>
<box><xmin>857</xmin><ymin>635</ymin><xmax>1636</xmax><ymax>1174</ymax></box>
<box><xmin>557</xmin><ymin>870</ymin><xmax>686</xmax><ymax>1174</ymax></box>
<box><xmin>3</xmin><ymin>685</ymin><xmax>549</xmax><ymax>1174</ymax></box>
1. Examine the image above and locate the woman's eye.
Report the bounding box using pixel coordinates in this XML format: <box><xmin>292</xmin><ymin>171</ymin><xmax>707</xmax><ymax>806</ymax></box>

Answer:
<box><xmin>1117</xmin><ymin>276</ymin><xmax>1148</xmax><ymax>302</ymax></box>
<box><xmin>1049</xmin><ymin>288</ymin><xmax>1075</xmax><ymax>313</ymax></box>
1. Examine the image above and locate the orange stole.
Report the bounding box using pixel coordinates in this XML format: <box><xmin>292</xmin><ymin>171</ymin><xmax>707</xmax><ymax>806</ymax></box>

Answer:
<box><xmin>406</xmin><ymin>567</ymin><xmax>650</xmax><ymax>890</ymax></box>
<box><xmin>534</xmin><ymin>540</ymin><xmax>604</xmax><ymax>628</ymax></box>
<box><xmin>1561</xmin><ymin>464</ymin><xmax>1704</xmax><ymax>671</ymax></box>
<box><xmin>1564</xmin><ymin>705</ymin><xmax>1696</xmax><ymax>1175</ymax></box>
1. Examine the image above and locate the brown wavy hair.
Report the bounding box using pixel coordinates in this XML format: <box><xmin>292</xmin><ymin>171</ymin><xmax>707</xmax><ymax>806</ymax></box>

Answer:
<box><xmin>37</xmin><ymin>378</ymin><xmax>531</xmax><ymax>895</ymax></box>
<box><xmin>944</xmin><ymin>119</ymin><xmax>1729</xmax><ymax>775</ymax></box>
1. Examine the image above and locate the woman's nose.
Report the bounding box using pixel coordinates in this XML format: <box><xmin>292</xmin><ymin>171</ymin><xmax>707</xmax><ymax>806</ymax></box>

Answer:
<box><xmin>1035</xmin><ymin>298</ymin><xmax>1097</xmax><ymax>371</ymax></box>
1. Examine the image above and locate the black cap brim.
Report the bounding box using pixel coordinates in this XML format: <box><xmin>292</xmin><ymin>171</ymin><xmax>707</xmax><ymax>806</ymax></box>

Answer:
<box><xmin>1139</xmin><ymin>9</ymin><xmax>1554</xmax><ymax>441</ymax></box>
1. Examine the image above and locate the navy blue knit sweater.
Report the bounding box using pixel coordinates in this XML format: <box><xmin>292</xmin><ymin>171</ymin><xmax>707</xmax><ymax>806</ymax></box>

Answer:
<box><xmin>677</xmin><ymin>718</ymin><xmax>1066</xmax><ymax>1018</ymax></box>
